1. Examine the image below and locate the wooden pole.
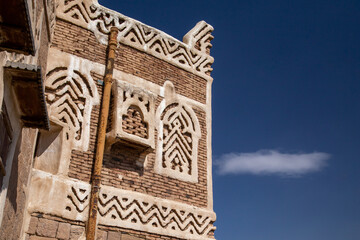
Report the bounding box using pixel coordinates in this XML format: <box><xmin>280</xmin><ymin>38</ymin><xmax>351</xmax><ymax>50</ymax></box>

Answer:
<box><xmin>86</xmin><ymin>26</ymin><xmax>118</xmax><ymax>240</ymax></box>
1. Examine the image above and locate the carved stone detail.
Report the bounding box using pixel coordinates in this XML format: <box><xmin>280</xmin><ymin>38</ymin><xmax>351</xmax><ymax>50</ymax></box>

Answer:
<box><xmin>28</xmin><ymin>170</ymin><xmax>216</xmax><ymax>240</ymax></box>
<box><xmin>156</xmin><ymin>81</ymin><xmax>201</xmax><ymax>182</ymax></box>
<box><xmin>56</xmin><ymin>0</ymin><xmax>214</xmax><ymax>79</ymax></box>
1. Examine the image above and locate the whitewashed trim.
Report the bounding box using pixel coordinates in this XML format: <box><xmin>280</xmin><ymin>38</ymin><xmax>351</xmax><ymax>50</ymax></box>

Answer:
<box><xmin>28</xmin><ymin>170</ymin><xmax>216</xmax><ymax>240</ymax></box>
<box><xmin>155</xmin><ymin>81</ymin><xmax>201</xmax><ymax>183</ymax></box>
<box><xmin>56</xmin><ymin>0</ymin><xmax>214</xmax><ymax>81</ymax></box>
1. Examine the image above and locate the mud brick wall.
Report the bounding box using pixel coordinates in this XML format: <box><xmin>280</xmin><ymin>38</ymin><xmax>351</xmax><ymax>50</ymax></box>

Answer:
<box><xmin>67</xmin><ymin>72</ymin><xmax>103</xmax><ymax>183</ymax></box>
<box><xmin>55</xmin><ymin>19</ymin><xmax>209</xmax><ymax>208</ymax></box>
<box><xmin>122</xmin><ymin>107</ymin><xmax>148</xmax><ymax>138</ymax></box>
<box><xmin>52</xmin><ymin>20</ymin><xmax>207</xmax><ymax>104</ymax></box>
<box><xmin>99</xmin><ymin>105</ymin><xmax>208</xmax><ymax>207</ymax></box>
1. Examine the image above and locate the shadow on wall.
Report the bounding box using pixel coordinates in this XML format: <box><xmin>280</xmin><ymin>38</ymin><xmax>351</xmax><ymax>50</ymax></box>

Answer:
<box><xmin>6</xmin><ymin>129</ymin><xmax>22</xmax><ymax>213</ymax></box>
<box><xmin>103</xmin><ymin>143</ymin><xmax>145</xmax><ymax>177</ymax></box>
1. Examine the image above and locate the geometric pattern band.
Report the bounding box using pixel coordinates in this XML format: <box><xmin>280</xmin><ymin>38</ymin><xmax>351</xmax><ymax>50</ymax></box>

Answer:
<box><xmin>28</xmin><ymin>171</ymin><xmax>216</xmax><ymax>240</ymax></box>
<box><xmin>57</xmin><ymin>0</ymin><xmax>214</xmax><ymax>79</ymax></box>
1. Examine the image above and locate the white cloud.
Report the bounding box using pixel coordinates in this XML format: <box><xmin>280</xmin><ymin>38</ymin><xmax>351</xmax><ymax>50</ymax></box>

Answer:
<box><xmin>216</xmin><ymin>150</ymin><xmax>330</xmax><ymax>176</ymax></box>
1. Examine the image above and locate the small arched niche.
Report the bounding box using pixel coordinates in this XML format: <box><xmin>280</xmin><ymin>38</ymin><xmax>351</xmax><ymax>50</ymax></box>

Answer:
<box><xmin>106</xmin><ymin>81</ymin><xmax>156</xmax><ymax>167</ymax></box>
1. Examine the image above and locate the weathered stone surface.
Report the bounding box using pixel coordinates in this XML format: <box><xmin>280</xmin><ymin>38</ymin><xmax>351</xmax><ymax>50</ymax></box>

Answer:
<box><xmin>96</xmin><ymin>230</ymin><xmax>107</xmax><ymax>240</ymax></box>
<box><xmin>27</xmin><ymin>217</ymin><xmax>39</xmax><ymax>234</ymax></box>
<box><xmin>56</xmin><ymin>222</ymin><xmax>71</xmax><ymax>240</ymax></box>
<box><xmin>121</xmin><ymin>234</ymin><xmax>143</xmax><ymax>240</ymax></box>
<box><xmin>70</xmin><ymin>225</ymin><xmax>85</xmax><ymax>240</ymax></box>
<box><xmin>29</xmin><ymin>236</ymin><xmax>57</xmax><ymax>240</ymax></box>
<box><xmin>36</xmin><ymin>218</ymin><xmax>59</xmax><ymax>237</ymax></box>
<box><xmin>107</xmin><ymin>231</ymin><xmax>121</xmax><ymax>240</ymax></box>
<box><xmin>0</xmin><ymin>128</ymin><xmax>38</xmax><ymax>240</ymax></box>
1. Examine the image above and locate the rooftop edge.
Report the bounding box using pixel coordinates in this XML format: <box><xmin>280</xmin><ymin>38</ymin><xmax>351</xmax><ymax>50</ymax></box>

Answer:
<box><xmin>56</xmin><ymin>0</ymin><xmax>214</xmax><ymax>81</ymax></box>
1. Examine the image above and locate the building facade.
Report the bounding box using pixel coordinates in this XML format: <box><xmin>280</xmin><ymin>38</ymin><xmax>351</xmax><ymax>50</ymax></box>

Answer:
<box><xmin>0</xmin><ymin>0</ymin><xmax>216</xmax><ymax>239</ymax></box>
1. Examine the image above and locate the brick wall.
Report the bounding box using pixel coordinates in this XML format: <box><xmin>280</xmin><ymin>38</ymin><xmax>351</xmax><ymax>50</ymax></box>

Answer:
<box><xmin>50</xmin><ymin>15</ymin><xmax>212</xmax><ymax>239</ymax></box>
<box><xmin>122</xmin><ymin>107</ymin><xmax>148</xmax><ymax>139</ymax></box>
<box><xmin>52</xmin><ymin>20</ymin><xmax>207</xmax><ymax>104</ymax></box>
<box><xmin>67</xmin><ymin>77</ymin><xmax>208</xmax><ymax>208</ymax></box>
<box><xmin>68</xmin><ymin>72</ymin><xmax>103</xmax><ymax>183</ymax></box>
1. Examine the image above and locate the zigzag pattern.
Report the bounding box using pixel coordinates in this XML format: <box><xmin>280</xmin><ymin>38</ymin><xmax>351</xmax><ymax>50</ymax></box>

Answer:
<box><xmin>66</xmin><ymin>186</ymin><xmax>90</xmax><ymax>213</ymax></box>
<box><xmin>98</xmin><ymin>194</ymin><xmax>213</xmax><ymax>236</ymax></box>
<box><xmin>57</xmin><ymin>0</ymin><xmax>214</xmax><ymax>78</ymax></box>
<box><xmin>66</xmin><ymin>184</ymin><xmax>215</xmax><ymax>239</ymax></box>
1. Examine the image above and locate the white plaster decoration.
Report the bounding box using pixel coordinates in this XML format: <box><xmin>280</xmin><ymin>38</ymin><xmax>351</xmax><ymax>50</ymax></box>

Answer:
<box><xmin>1</xmin><ymin>51</ymin><xmax>38</xmax><ymax>66</ymax></box>
<box><xmin>28</xmin><ymin>170</ymin><xmax>216</xmax><ymax>240</ymax></box>
<box><xmin>183</xmin><ymin>20</ymin><xmax>214</xmax><ymax>55</ymax></box>
<box><xmin>106</xmin><ymin>81</ymin><xmax>155</xmax><ymax>153</ymax></box>
<box><xmin>98</xmin><ymin>185</ymin><xmax>215</xmax><ymax>240</ymax></box>
<box><xmin>111</xmin><ymin>70</ymin><xmax>207</xmax><ymax>111</ymax></box>
<box><xmin>27</xmin><ymin>170</ymin><xmax>90</xmax><ymax>222</ymax></box>
<box><xmin>45</xmin><ymin>48</ymin><xmax>100</xmax><ymax>152</ymax></box>
<box><xmin>34</xmin><ymin>48</ymin><xmax>100</xmax><ymax>176</ymax></box>
<box><xmin>56</xmin><ymin>0</ymin><xmax>214</xmax><ymax>80</ymax></box>
<box><xmin>155</xmin><ymin>81</ymin><xmax>201</xmax><ymax>183</ymax></box>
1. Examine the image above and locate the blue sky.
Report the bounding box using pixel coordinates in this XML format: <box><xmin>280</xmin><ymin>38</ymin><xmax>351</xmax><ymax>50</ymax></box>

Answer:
<box><xmin>100</xmin><ymin>1</ymin><xmax>360</xmax><ymax>239</ymax></box>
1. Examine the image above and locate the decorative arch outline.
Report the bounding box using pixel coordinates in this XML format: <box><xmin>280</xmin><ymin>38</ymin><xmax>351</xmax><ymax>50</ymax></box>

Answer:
<box><xmin>155</xmin><ymin>81</ymin><xmax>201</xmax><ymax>182</ymax></box>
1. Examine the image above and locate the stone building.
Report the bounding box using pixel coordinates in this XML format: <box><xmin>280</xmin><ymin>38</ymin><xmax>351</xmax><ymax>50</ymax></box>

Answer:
<box><xmin>0</xmin><ymin>0</ymin><xmax>216</xmax><ymax>239</ymax></box>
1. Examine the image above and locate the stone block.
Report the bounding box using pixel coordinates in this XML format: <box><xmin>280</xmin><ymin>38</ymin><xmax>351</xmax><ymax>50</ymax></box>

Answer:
<box><xmin>107</xmin><ymin>231</ymin><xmax>121</xmax><ymax>240</ymax></box>
<box><xmin>96</xmin><ymin>230</ymin><xmax>108</xmax><ymax>240</ymax></box>
<box><xmin>56</xmin><ymin>222</ymin><xmax>71</xmax><ymax>240</ymax></box>
<box><xmin>36</xmin><ymin>218</ymin><xmax>59</xmax><ymax>237</ymax></box>
<box><xmin>27</xmin><ymin>217</ymin><xmax>38</xmax><ymax>234</ymax></box>
<box><xmin>121</xmin><ymin>234</ymin><xmax>144</xmax><ymax>240</ymax></box>
<box><xmin>29</xmin><ymin>236</ymin><xmax>57</xmax><ymax>240</ymax></box>
<box><xmin>70</xmin><ymin>225</ymin><xmax>85</xmax><ymax>240</ymax></box>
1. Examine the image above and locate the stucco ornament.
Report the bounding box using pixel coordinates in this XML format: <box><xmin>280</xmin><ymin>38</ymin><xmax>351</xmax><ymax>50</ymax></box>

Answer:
<box><xmin>56</xmin><ymin>0</ymin><xmax>214</xmax><ymax>80</ymax></box>
<box><xmin>34</xmin><ymin>49</ymin><xmax>100</xmax><ymax>175</ymax></box>
<box><xmin>45</xmin><ymin>49</ymin><xmax>99</xmax><ymax>151</ymax></box>
<box><xmin>28</xmin><ymin>170</ymin><xmax>216</xmax><ymax>240</ymax></box>
<box><xmin>156</xmin><ymin>81</ymin><xmax>201</xmax><ymax>182</ymax></box>
<box><xmin>106</xmin><ymin>81</ymin><xmax>156</xmax><ymax>154</ymax></box>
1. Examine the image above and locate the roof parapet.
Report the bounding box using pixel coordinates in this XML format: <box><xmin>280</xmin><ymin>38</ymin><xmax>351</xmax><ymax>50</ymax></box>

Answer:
<box><xmin>183</xmin><ymin>21</ymin><xmax>214</xmax><ymax>55</ymax></box>
<box><xmin>56</xmin><ymin>0</ymin><xmax>214</xmax><ymax>80</ymax></box>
